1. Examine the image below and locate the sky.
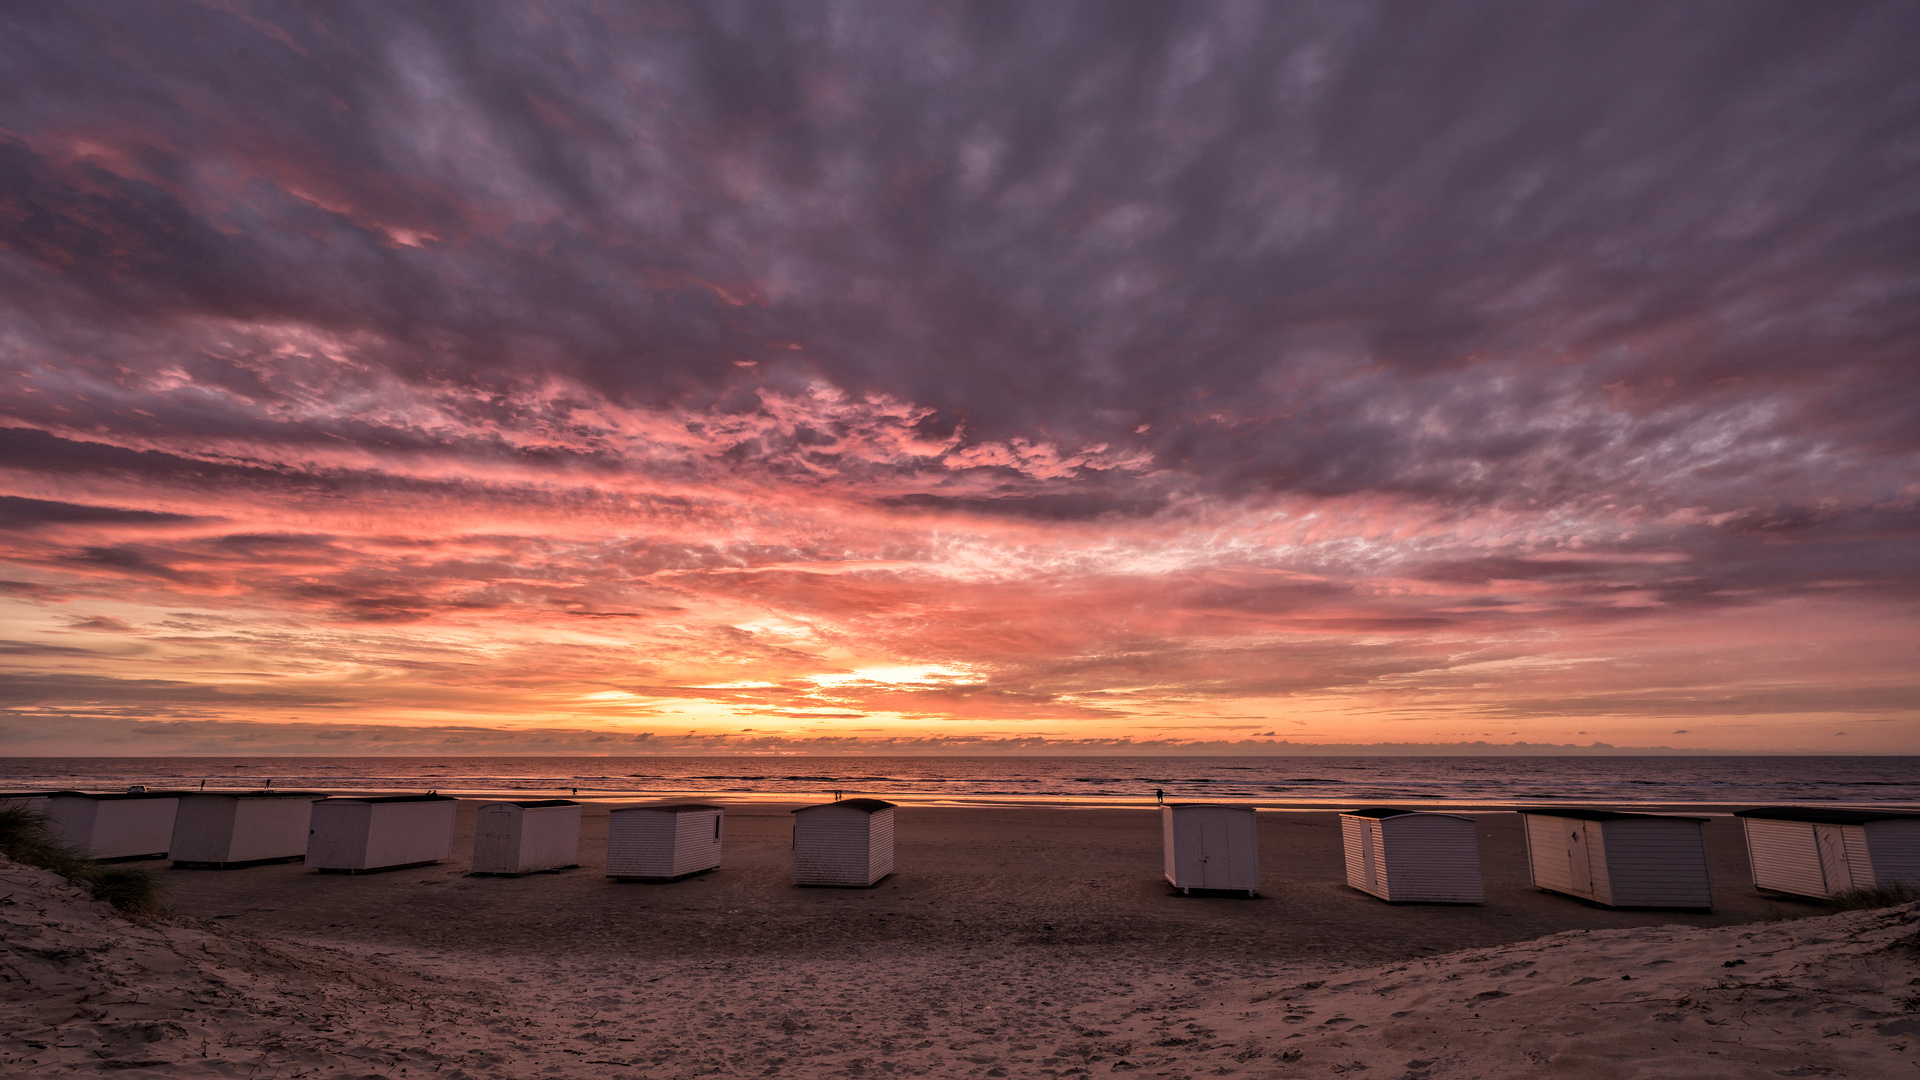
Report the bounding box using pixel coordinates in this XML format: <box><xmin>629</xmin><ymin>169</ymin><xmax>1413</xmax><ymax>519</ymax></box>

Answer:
<box><xmin>1</xmin><ymin>1</ymin><xmax>1917</xmax><ymax>757</ymax></box>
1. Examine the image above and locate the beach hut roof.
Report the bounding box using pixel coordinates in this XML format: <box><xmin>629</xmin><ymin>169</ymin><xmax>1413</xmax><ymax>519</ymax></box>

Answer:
<box><xmin>496</xmin><ymin>799</ymin><xmax>577</xmax><ymax>809</ymax></box>
<box><xmin>1164</xmin><ymin>802</ymin><xmax>1253</xmax><ymax>810</ymax></box>
<box><xmin>40</xmin><ymin>789</ymin><xmax>190</xmax><ymax>800</ymax></box>
<box><xmin>208</xmin><ymin>790</ymin><xmax>326</xmax><ymax>799</ymax></box>
<box><xmin>1343</xmin><ymin>806</ymin><xmax>1475</xmax><ymax>821</ymax></box>
<box><xmin>792</xmin><ymin>798</ymin><xmax>894</xmax><ymax>814</ymax></box>
<box><xmin>318</xmin><ymin>793</ymin><xmax>457</xmax><ymax>804</ymax></box>
<box><xmin>1734</xmin><ymin>806</ymin><xmax>1920</xmax><ymax>825</ymax></box>
<box><xmin>1516</xmin><ymin>807</ymin><xmax>1708</xmax><ymax>822</ymax></box>
<box><xmin>628</xmin><ymin>802</ymin><xmax>723</xmax><ymax>813</ymax></box>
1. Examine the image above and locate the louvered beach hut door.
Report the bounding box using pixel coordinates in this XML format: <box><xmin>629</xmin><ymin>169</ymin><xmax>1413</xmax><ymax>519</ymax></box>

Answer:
<box><xmin>1815</xmin><ymin>825</ymin><xmax>1851</xmax><ymax>893</ymax></box>
<box><xmin>476</xmin><ymin>807</ymin><xmax>516</xmax><ymax>870</ymax></box>
<box><xmin>1566</xmin><ymin>821</ymin><xmax>1593</xmax><ymax>895</ymax></box>
<box><xmin>1359</xmin><ymin>819</ymin><xmax>1381</xmax><ymax>894</ymax></box>
<box><xmin>1198</xmin><ymin>814</ymin><xmax>1233</xmax><ymax>888</ymax></box>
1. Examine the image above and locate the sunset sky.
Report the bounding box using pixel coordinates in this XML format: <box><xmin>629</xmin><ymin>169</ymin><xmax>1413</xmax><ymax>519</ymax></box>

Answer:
<box><xmin>2</xmin><ymin>2</ymin><xmax>1917</xmax><ymax>756</ymax></box>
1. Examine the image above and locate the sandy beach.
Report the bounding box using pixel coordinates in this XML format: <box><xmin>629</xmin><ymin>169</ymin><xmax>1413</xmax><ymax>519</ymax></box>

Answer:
<box><xmin>5</xmin><ymin>802</ymin><xmax>1917</xmax><ymax>1078</ymax></box>
<box><xmin>145</xmin><ymin>803</ymin><xmax>1793</xmax><ymax>962</ymax></box>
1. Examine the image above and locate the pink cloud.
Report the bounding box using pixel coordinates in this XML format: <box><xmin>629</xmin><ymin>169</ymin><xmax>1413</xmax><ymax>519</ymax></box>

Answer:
<box><xmin>2</xmin><ymin>3</ymin><xmax>1916</xmax><ymax>753</ymax></box>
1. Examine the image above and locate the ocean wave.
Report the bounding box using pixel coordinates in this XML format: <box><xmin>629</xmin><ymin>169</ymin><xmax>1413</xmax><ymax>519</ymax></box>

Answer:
<box><xmin>4</xmin><ymin>755</ymin><xmax>1917</xmax><ymax>805</ymax></box>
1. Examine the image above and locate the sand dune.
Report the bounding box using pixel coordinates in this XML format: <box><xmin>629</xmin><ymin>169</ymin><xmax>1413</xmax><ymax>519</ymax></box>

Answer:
<box><xmin>0</xmin><ymin>855</ymin><xmax>498</xmax><ymax>1076</ymax></box>
<box><xmin>5</xmin><ymin>840</ymin><xmax>1917</xmax><ymax>1078</ymax></box>
<box><xmin>1203</xmin><ymin>909</ymin><xmax>1920</xmax><ymax>1079</ymax></box>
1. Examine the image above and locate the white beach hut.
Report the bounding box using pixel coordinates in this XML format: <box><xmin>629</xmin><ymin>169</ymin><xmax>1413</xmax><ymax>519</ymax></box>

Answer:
<box><xmin>1340</xmin><ymin>807</ymin><xmax>1485</xmax><ymax>904</ymax></box>
<box><xmin>792</xmin><ymin>799</ymin><xmax>895</xmax><ymax>888</ymax></box>
<box><xmin>472</xmin><ymin>799</ymin><xmax>582</xmax><ymax>876</ymax></box>
<box><xmin>306</xmin><ymin>794</ymin><xmax>458</xmax><ymax>873</ymax></box>
<box><xmin>605</xmin><ymin>803</ymin><xmax>724</xmax><ymax>882</ymax></box>
<box><xmin>45</xmin><ymin>790</ymin><xmax>182</xmax><ymax>860</ymax></box>
<box><xmin>1520</xmin><ymin>809</ymin><xmax>1713</xmax><ymax>910</ymax></box>
<box><xmin>1162</xmin><ymin>803</ymin><xmax>1259</xmax><ymax>897</ymax></box>
<box><xmin>0</xmin><ymin>792</ymin><xmax>53</xmax><ymax>816</ymax></box>
<box><xmin>171</xmin><ymin>791</ymin><xmax>324</xmax><ymax>868</ymax></box>
<box><xmin>1735</xmin><ymin>807</ymin><xmax>1920</xmax><ymax>899</ymax></box>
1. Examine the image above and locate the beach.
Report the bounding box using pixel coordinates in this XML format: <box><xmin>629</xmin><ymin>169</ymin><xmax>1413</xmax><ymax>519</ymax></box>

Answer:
<box><xmin>154</xmin><ymin>803</ymin><xmax>1787</xmax><ymax>962</ymax></box>
<box><xmin>5</xmin><ymin>802</ymin><xmax>1917</xmax><ymax>1077</ymax></box>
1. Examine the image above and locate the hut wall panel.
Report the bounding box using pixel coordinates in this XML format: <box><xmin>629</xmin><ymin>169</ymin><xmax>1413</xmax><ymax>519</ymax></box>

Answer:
<box><xmin>1521</xmin><ymin>814</ymin><xmax>1538</xmax><ymax>891</ymax></box>
<box><xmin>1206</xmin><ymin>810</ymin><xmax>1257</xmax><ymax>891</ymax></box>
<box><xmin>1583</xmin><ymin>822</ymin><xmax>1614</xmax><ymax>906</ymax></box>
<box><xmin>103</xmin><ymin>799</ymin><xmax>181</xmax><ymax>860</ymax></box>
<box><xmin>48</xmin><ymin>796</ymin><xmax>179</xmax><ymax>860</ymax></box>
<box><xmin>1596</xmin><ymin>819</ymin><xmax>1714</xmax><ymax>908</ymax></box>
<box><xmin>1743</xmin><ymin>818</ymin><xmax>1829</xmax><ymax>897</ymax></box>
<box><xmin>1338</xmin><ymin>816</ymin><xmax>1392</xmax><ymax>900</ymax></box>
<box><xmin>46</xmin><ymin>798</ymin><xmax>100</xmax><ymax>853</ymax></box>
<box><xmin>606</xmin><ymin>810</ymin><xmax>678</xmax><ymax>878</ymax></box>
<box><xmin>1524</xmin><ymin>814</ymin><xmax>1581</xmax><ymax>897</ymax></box>
<box><xmin>866</xmin><ymin>808</ymin><xmax>895</xmax><ymax>881</ymax></box>
<box><xmin>471</xmin><ymin>805</ymin><xmax>520</xmax><ymax>873</ymax></box>
<box><xmin>169</xmin><ymin>796</ymin><xmax>242</xmax><ymax>863</ymax></box>
<box><xmin>1159</xmin><ymin>810</ymin><xmax>1190</xmax><ymax>887</ymax></box>
<box><xmin>669</xmin><ymin>810</ymin><xmax>723</xmax><ymax>877</ymax></box>
<box><xmin>306</xmin><ymin>802</ymin><xmax>373</xmax><ymax>868</ymax></box>
<box><xmin>1341</xmin><ymin>816</ymin><xmax>1377</xmax><ymax>896</ymax></box>
<box><xmin>1363</xmin><ymin>819</ymin><xmax>1387</xmax><ymax>896</ymax></box>
<box><xmin>1168</xmin><ymin>813</ymin><xmax>1207</xmax><ymax>886</ymax></box>
<box><xmin>793</xmin><ymin>806</ymin><xmax>877</xmax><ymax>886</ymax></box>
<box><xmin>1840</xmin><ymin>826</ymin><xmax>1875</xmax><ymax>890</ymax></box>
<box><xmin>1864</xmin><ymin>820</ymin><xmax>1920</xmax><ymax>888</ymax></box>
<box><xmin>1162</xmin><ymin>812</ymin><xmax>1179</xmax><ymax>884</ymax></box>
<box><xmin>226</xmin><ymin>798</ymin><xmax>316</xmax><ymax>864</ymax></box>
<box><xmin>516</xmin><ymin>805</ymin><xmax>581</xmax><ymax>873</ymax></box>
<box><xmin>360</xmin><ymin>801</ymin><xmax>455</xmax><ymax>869</ymax></box>
<box><xmin>1379</xmin><ymin>815</ymin><xmax>1484</xmax><ymax>903</ymax></box>
<box><xmin>1165</xmin><ymin>810</ymin><xmax>1198</xmax><ymax>888</ymax></box>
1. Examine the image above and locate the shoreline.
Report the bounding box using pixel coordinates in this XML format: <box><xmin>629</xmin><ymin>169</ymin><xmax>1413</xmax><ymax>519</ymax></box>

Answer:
<box><xmin>13</xmin><ymin>785</ymin><xmax>1920</xmax><ymax>813</ymax></box>
<box><xmin>8</xmin><ymin>754</ymin><xmax>1918</xmax><ymax>811</ymax></box>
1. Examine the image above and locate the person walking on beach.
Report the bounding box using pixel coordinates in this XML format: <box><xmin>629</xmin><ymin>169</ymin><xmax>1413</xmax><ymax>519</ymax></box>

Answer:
<box><xmin>1155</xmin><ymin>788</ymin><xmax>1164</xmax><ymax>805</ymax></box>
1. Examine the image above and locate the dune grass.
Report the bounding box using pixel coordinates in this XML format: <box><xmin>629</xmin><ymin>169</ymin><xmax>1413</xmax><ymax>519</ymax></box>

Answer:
<box><xmin>0</xmin><ymin>803</ymin><xmax>170</xmax><ymax>917</ymax></box>
<box><xmin>1820</xmin><ymin>882</ymin><xmax>1919</xmax><ymax>912</ymax></box>
<box><xmin>1764</xmin><ymin>881</ymin><xmax>1920</xmax><ymax>924</ymax></box>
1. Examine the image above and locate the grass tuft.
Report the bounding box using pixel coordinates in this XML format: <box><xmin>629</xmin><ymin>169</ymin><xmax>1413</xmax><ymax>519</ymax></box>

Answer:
<box><xmin>0</xmin><ymin>803</ymin><xmax>170</xmax><ymax>917</ymax></box>
<box><xmin>1761</xmin><ymin>882</ymin><xmax>1919</xmax><ymax>923</ymax></box>
<box><xmin>1821</xmin><ymin>882</ymin><xmax>1920</xmax><ymax>913</ymax></box>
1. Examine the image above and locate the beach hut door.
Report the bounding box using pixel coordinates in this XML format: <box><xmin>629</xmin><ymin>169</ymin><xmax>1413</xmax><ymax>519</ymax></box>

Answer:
<box><xmin>1814</xmin><ymin>826</ymin><xmax>1850</xmax><ymax>894</ymax></box>
<box><xmin>1566</xmin><ymin>822</ymin><xmax>1593</xmax><ymax>895</ymax></box>
<box><xmin>1194</xmin><ymin>816</ymin><xmax>1240</xmax><ymax>888</ymax></box>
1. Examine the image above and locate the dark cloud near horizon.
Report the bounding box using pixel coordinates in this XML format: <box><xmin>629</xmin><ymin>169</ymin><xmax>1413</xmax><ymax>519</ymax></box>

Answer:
<box><xmin>0</xmin><ymin>1</ymin><xmax>1915</xmax><ymax>512</ymax></box>
<box><xmin>0</xmin><ymin>711</ymin><xmax>1732</xmax><ymax>757</ymax></box>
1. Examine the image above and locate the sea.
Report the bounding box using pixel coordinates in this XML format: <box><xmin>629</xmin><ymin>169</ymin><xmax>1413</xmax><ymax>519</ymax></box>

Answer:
<box><xmin>2</xmin><ymin>756</ymin><xmax>1918</xmax><ymax>809</ymax></box>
